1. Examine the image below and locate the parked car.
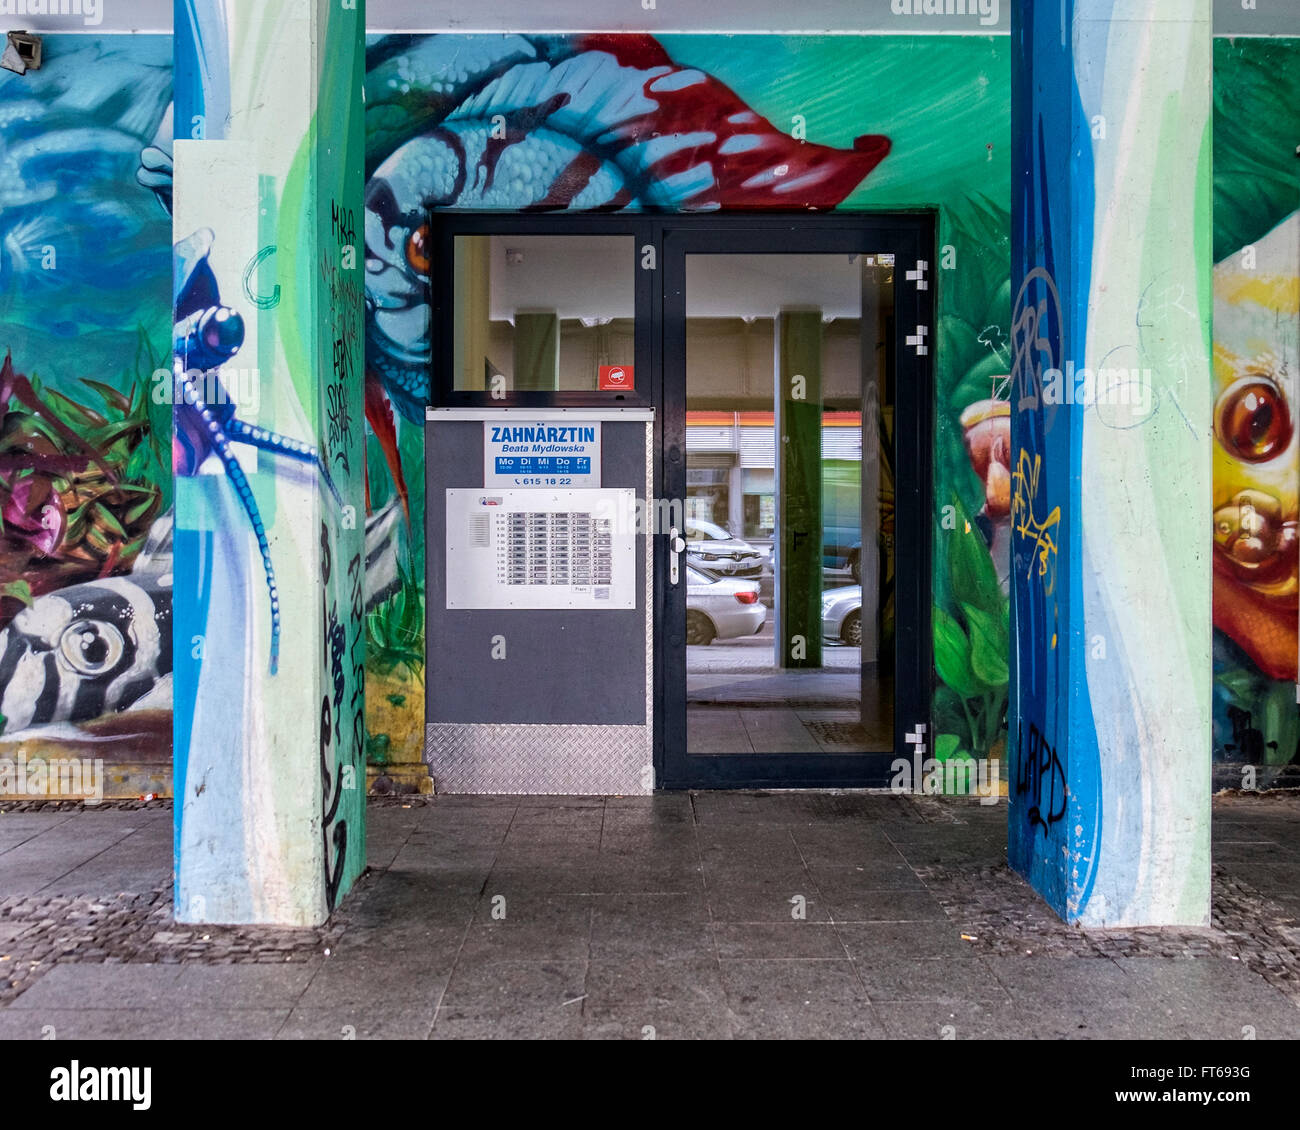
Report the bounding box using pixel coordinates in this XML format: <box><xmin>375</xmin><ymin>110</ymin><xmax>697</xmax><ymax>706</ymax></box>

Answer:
<box><xmin>821</xmin><ymin>584</ymin><xmax>862</xmax><ymax>647</ymax></box>
<box><xmin>684</xmin><ymin>519</ymin><xmax>764</xmax><ymax>578</ymax></box>
<box><xmin>823</xmin><ymin>539</ymin><xmax>863</xmax><ymax>583</ymax></box>
<box><xmin>686</xmin><ymin>565</ymin><xmax>766</xmax><ymax>645</ymax></box>
<box><xmin>823</xmin><ymin>459</ymin><xmax>863</xmax><ymax>580</ymax></box>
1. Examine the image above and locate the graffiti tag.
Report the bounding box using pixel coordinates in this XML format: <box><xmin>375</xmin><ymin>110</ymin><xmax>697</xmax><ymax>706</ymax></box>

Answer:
<box><xmin>1010</xmin><ymin>265</ymin><xmax>1064</xmax><ymax>433</ymax></box>
<box><xmin>1009</xmin><ymin>447</ymin><xmax>1060</xmax><ymax>594</ymax></box>
<box><xmin>1016</xmin><ymin>721</ymin><xmax>1066</xmax><ymax>835</ymax></box>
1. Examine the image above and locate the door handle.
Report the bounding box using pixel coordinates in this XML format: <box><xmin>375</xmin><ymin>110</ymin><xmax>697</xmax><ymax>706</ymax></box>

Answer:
<box><xmin>669</xmin><ymin>526</ymin><xmax>686</xmax><ymax>585</ymax></box>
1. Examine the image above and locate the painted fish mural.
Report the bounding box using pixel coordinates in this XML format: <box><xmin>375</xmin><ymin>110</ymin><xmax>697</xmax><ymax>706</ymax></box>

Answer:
<box><xmin>1212</xmin><ymin>210</ymin><xmax>1299</xmax><ymax>684</ymax></box>
<box><xmin>0</xmin><ymin>39</ymin><xmax>172</xmax><ymax>389</ymax></box>
<box><xmin>362</xmin><ymin>33</ymin><xmax>892</xmax><ymax>502</ymax></box>
<box><xmin>0</xmin><ymin>514</ymin><xmax>172</xmax><ymax>736</ymax></box>
<box><xmin>960</xmin><ymin>396</ymin><xmax>1012</xmax><ymax>590</ymax></box>
<box><xmin>1207</xmin><ymin>37</ymin><xmax>1300</xmax><ymax>774</ymax></box>
<box><xmin>0</xmin><ymin>36</ymin><xmax>173</xmax><ymax>768</ymax></box>
<box><xmin>364</xmin><ymin>496</ymin><xmax>404</xmax><ymax>613</ymax></box>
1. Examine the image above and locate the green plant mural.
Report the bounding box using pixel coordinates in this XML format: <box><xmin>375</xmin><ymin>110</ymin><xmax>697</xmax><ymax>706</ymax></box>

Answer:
<box><xmin>0</xmin><ymin>352</ymin><xmax>167</xmax><ymax>621</ymax></box>
<box><xmin>933</xmin><ymin>496</ymin><xmax>1009</xmax><ymax>764</ymax></box>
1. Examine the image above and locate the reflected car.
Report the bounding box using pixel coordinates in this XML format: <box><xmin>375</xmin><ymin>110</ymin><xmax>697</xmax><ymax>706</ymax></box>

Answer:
<box><xmin>824</xmin><ymin>533</ymin><xmax>864</xmax><ymax>582</ymax></box>
<box><xmin>685</xmin><ymin>518</ymin><xmax>764</xmax><ymax>578</ymax></box>
<box><xmin>821</xmin><ymin>584</ymin><xmax>862</xmax><ymax>647</ymax></box>
<box><xmin>686</xmin><ymin>565</ymin><xmax>766</xmax><ymax>645</ymax></box>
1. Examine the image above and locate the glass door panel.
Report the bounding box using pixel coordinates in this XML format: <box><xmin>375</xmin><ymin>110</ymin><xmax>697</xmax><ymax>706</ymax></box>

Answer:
<box><xmin>680</xmin><ymin>253</ymin><xmax>895</xmax><ymax>758</ymax></box>
<box><xmin>660</xmin><ymin>220</ymin><xmax>930</xmax><ymax>788</ymax></box>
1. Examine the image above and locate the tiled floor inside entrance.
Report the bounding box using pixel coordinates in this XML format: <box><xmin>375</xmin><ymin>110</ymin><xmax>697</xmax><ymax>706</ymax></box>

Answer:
<box><xmin>1</xmin><ymin>792</ymin><xmax>1298</xmax><ymax>1039</ymax></box>
<box><xmin>687</xmin><ymin>708</ymin><xmax>889</xmax><ymax>753</ymax></box>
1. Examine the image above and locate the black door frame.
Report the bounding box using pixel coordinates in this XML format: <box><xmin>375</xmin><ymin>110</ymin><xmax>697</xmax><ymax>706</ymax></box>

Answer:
<box><xmin>426</xmin><ymin>211</ymin><xmax>935</xmax><ymax>790</ymax></box>
<box><xmin>657</xmin><ymin>215</ymin><xmax>934</xmax><ymax>789</ymax></box>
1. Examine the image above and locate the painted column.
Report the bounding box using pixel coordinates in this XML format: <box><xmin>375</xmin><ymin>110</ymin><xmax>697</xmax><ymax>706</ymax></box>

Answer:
<box><xmin>1008</xmin><ymin>0</ymin><xmax>1212</xmax><ymax>925</ymax></box>
<box><xmin>172</xmin><ymin>0</ymin><xmax>367</xmax><ymax>925</ymax></box>
<box><xmin>513</xmin><ymin>312</ymin><xmax>561</xmax><ymax>390</ymax></box>
<box><xmin>776</xmin><ymin>309</ymin><xmax>824</xmax><ymax>669</ymax></box>
<box><xmin>453</xmin><ymin>237</ymin><xmax>490</xmax><ymax>392</ymax></box>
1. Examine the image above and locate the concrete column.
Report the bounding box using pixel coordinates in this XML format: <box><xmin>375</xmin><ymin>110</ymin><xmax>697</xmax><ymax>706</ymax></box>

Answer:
<box><xmin>172</xmin><ymin>0</ymin><xmax>367</xmax><ymax>925</ymax></box>
<box><xmin>513</xmin><ymin>311</ymin><xmax>560</xmax><ymax>390</ymax></box>
<box><xmin>775</xmin><ymin>309</ymin><xmax>824</xmax><ymax>669</ymax></box>
<box><xmin>1008</xmin><ymin>0</ymin><xmax>1212</xmax><ymax>925</ymax></box>
<box><xmin>453</xmin><ymin>234</ymin><xmax>490</xmax><ymax>391</ymax></box>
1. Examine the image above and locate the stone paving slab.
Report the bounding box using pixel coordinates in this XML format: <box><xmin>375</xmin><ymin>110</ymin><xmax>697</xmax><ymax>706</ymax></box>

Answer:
<box><xmin>0</xmin><ymin>1008</ymin><xmax>292</xmax><ymax>1040</ymax></box>
<box><xmin>429</xmin><ymin>960</ymin><xmax>588</xmax><ymax>1041</ymax></box>
<box><xmin>0</xmin><ymin>792</ymin><xmax>1298</xmax><ymax>1039</ymax></box>
<box><xmin>719</xmin><ymin>958</ymin><xmax>884</xmax><ymax>1040</ymax></box>
<box><xmin>582</xmin><ymin>957</ymin><xmax>731</xmax><ymax>1041</ymax></box>
<box><xmin>278</xmin><ymin>1002</ymin><xmax>440</xmax><ymax>1041</ymax></box>
<box><xmin>873</xmin><ymin>999</ymin><xmax>1031</xmax><ymax>1040</ymax></box>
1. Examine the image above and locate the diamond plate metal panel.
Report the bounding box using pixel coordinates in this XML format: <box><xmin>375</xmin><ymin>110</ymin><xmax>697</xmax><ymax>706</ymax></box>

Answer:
<box><xmin>423</xmin><ymin>418</ymin><xmax>657</xmax><ymax>796</ymax></box>
<box><xmin>425</xmin><ymin>723</ymin><xmax>651</xmax><ymax>794</ymax></box>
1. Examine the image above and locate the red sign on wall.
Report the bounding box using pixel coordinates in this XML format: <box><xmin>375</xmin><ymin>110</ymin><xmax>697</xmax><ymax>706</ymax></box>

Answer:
<box><xmin>599</xmin><ymin>365</ymin><xmax>633</xmax><ymax>391</ymax></box>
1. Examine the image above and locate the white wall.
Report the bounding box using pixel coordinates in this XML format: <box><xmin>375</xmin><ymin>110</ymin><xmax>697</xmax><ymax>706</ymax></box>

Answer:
<box><xmin>366</xmin><ymin>0</ymin><xmax>1009</xmax><ymax>33</ymax></box>
<box><xmin>7</xmin><ymin>1</ymin><xmax>1292</xmax><ymax>37</ymax></box>
<box><xmin>3</xmin><ymin>0</ymin><xmax>1012</xmax><ymax>35</ymax></box>
<box><xmin>0</xmin><ymin>0</ymin><xmax>170</xmax><ymax>32</ymax></box>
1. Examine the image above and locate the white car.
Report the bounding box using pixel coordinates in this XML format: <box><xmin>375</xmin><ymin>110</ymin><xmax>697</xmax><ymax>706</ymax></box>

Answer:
<box><xmin>684</xmin><ymin>519</ymin><xmax>764</xmax><ymax>578</ymax></box>
<box><xmin>686</xmin><ymin>566</ymin><xmax>766</xmax><ymax>645</ymax></box>
<box><xmin>821</xmin><ymin>584</ymin><xmax>863</xmax><ymax>647</ymax></box>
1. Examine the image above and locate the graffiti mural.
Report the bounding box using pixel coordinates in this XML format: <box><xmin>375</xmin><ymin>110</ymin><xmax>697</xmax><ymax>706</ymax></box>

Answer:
<box><xmin>1008</xmin><ymin>0</ymin><xmax>1214</xmax><ymax>927</ymax></box>
<box><xmin>170</xmin><ymin>0</ymin><xmax>366</xmax><ymax>925</ymax></box>
<box><xmin>359</xmin><ymin>32</ymin><xmax>1012</xmax><ymax>787</ymax></box>
<box><xmin>0</xmin><ymin>37</ymin><xmax>173</xmax><ymax>787</ymax></box>
<box><xmin>1210</xmin><ymin>37</ymin><xmax>1300</xmax><ymax>785</ymax></box>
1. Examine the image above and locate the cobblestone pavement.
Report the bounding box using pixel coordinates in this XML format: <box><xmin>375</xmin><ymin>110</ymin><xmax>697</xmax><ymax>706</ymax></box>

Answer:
<box><xmin>0</xmin><ymin>791</ymin><xmax>1297</xmax><ymax>1039</ymax></box>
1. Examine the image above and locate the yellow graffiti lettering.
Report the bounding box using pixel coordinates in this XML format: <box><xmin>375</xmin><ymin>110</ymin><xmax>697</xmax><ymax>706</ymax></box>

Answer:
<box><xmin>1010</xmin><ymin>448</ymin><xmax>1061</xmax><ymax>595</ymax></box>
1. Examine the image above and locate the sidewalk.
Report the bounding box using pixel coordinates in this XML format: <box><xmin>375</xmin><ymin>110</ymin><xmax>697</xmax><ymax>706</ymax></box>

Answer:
<box><xmin>0</xmin><ymin>792</ymin><xmax>1297</xmax><ymax>1039</ymax></box>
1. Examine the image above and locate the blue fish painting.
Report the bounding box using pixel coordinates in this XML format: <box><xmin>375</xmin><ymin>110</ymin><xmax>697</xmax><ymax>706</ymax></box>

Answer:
<box><xmin>0</xmin><ymin>36</ymin><xmax>172</xmax><ymax>389</ymax></box>
<box><xmin>361</xmin><ymin>33</ymin><xmax>891</xmax><ymax>510</ymax></box>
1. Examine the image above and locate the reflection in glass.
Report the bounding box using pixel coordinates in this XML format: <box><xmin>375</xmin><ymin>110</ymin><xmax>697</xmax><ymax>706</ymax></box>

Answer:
<box><xmin>453</xmin><ymin>235</ymin><xmax>636</xmax><ymax>393</ymax></box>
<box><xmin>683</xmin><ymin>254</ymin><xmax>895</xmax><ymax>755</ymax></box>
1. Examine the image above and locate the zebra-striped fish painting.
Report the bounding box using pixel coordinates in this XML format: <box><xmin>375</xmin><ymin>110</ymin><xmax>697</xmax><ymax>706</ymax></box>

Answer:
<box><xmin>0</xmin><ymin>516</ymin><xmax>172</xmax><ymax>737</ymax></box>
<box><xmin>0</xmin><ymin>36</ymin><xmax>174</xmax><ymax>760</ymax></box>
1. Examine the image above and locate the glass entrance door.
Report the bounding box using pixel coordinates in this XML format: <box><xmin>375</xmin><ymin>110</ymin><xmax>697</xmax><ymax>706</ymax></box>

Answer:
<box><xmin>659</xmin><ymin>221</ymin><xmax>932</xmax><ymax>788</ymax></box>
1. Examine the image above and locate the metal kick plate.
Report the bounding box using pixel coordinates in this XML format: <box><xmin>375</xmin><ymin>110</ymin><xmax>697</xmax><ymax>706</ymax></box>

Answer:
<box><xmin>425</xmin><ymin>723</ymin><xmax>651</xmax><ymax>795</ymax></box>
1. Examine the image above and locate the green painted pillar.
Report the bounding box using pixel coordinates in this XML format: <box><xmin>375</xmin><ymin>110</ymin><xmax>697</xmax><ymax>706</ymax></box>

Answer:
<box><xmin>513</xmin><ymin>311</ymin><xmax>560</xmax><ymax>390</ymax></box>
<box><xmin>172</xmin><ymin>0</ymin><xmax>367</xmax><ymax>926</ymax></box>
<box><xmin>776</xmin><ymin>309</ymin><xmax>823</xmax><ymax>669</ymax></box>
